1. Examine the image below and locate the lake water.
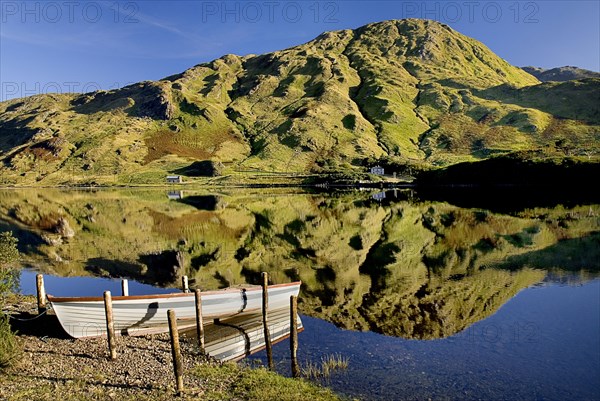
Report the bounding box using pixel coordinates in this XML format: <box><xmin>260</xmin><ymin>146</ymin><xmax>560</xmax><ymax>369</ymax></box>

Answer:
<box><xmin>4</xmin><ymin>188</ymin><xmax>599</xmax><ymax>400</ymax></box>
<box><xmin>253</xmin><ymin>279</ymin><xmax>600</xmax><ymax>401</ymax></box>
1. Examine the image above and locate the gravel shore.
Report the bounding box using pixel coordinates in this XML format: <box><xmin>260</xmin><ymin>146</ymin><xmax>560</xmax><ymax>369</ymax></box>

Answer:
<box><xmin>1</xmin><ymin>296</ymin><xmax>215</xmax><ymax>400</ymax></box>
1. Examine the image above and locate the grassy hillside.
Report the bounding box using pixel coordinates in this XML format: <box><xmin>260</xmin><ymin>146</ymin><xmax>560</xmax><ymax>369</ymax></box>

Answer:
<box><xmin>1</xmin><ymin>189</ymin><xmax>598</xmax><ymax>339</ymax></box>
<box><xmin>0</xmin><ymin>19</ymin><xmax>598</xmax><ymax>185</ymax></box>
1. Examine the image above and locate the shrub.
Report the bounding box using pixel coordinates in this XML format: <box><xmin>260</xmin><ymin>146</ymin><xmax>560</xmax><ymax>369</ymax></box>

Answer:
<box><xmin>0</xmin><ymin>232</ymin><xmax>19</xmax><ymax>297</ymax></box>
<box><xmin>0</xmin><ymin>314</ymin><xmax>20</xmax><ymax>369</ymax></box>
<box><xmin>0</xmin><ymin>231</ymin><xmax>20</xmax><ymax>370</ymax></box>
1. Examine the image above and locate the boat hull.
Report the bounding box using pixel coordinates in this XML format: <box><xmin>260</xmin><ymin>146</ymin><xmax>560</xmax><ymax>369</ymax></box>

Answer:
<box><xmin>201</xmin><ymin>308</ymin><xmax>304</xmax><ymax>362</ymax></box>
<box><xmin>48</xmin><ymin>282</ymin><xmax>301</xmax><ymax>338</ymax></box>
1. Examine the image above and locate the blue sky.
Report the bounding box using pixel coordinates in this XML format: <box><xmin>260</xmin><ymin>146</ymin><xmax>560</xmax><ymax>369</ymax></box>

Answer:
<box><xmin>1</xmin><ymin>0</ymin><xmax>599</xmax><ymax>100</ymax></box>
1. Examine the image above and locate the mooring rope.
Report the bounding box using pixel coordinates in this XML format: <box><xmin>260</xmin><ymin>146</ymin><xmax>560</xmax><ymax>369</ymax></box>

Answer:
<box><xmin>4</xmin><ymin>308</ymin><xmax>48</xmax><ymax>321</ymax></box>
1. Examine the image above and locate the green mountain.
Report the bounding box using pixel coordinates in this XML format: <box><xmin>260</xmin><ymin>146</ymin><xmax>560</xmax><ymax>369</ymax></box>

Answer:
<box><xmin>522</xmin><ymin>66</ymin><xmax>600</xmax><ymax>82</ymax></box>
<box><xmin>1</xmin><ymin>19</ymin><xmax>598</xmax><ymax>186</ymax></box>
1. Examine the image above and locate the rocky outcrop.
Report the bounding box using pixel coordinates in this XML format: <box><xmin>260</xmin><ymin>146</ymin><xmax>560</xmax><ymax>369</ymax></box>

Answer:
<box><xmin>54</xmin><ymin>217</ymin><xmax>75</xmax><ymax>238</ymax></box>
<box><xmin>135</xmin><ymin>88</ymin><xmax>174</xmax><ymax>120</ymax></box>
<box><xmin>71</xmin><ymin>82</ymin><xmax>174</xmax><ymax>120</ymax></box>
<box><xmin>138</xmin><ymin>249</ymin><xmax>185</xmax><ymax>285</ymax></box>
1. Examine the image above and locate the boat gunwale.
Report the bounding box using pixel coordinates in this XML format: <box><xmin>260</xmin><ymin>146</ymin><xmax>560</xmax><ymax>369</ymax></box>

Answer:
<box><xmin>47</xmin><ymin>281</ymin><xmax>301</xmax><ymax>303</ymax></box>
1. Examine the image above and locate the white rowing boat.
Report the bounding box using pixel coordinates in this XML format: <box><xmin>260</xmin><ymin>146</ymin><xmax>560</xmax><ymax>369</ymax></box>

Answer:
<box><xmin>47</xmin><ymin>282</ymin><xmax>301</xmax><ymax>338</ymax></box>
<box><xmin>199</xmin><ymin>308</ymin><xmax>304</xmax><ymax>362</ymax></box>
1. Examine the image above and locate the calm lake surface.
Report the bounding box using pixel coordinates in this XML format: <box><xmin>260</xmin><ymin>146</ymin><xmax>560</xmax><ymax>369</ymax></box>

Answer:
<box><xmin>5</xmin><ymin>188</ymin><xmax>600</xmax><ymax>400</ymax></box>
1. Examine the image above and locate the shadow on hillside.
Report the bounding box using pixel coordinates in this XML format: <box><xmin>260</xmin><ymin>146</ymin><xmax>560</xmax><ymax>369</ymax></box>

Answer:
<box><xmin>496</xmin><ymin>232</ymin><xmax>600</xmax><ymax>272</ymax></box>
<box><xmin>84</xmin><ymin>255</ymin><xmax>181</xmax><ymax>287</ymax></box>
<box><xmin>0</xmin><ymin>115</ymin><xmax>39</xmax><ymax>153</ymax></box>
<box><xmin>84</xmin><ymin>258</ymin><xmax>144</xmax><ymax>280</ymax></box>
<box><xmin>0</xmin><ymin>223</ymin><xmax>47</xmax><ymax>256</ymax></box>
<box><xmin>170</xmin><ymin>160</ymin><xmax>224</xmax><ymax>177</ymax></box>
<box><xmin>137</xmin><ymin>251</ymin><xmax>183</xmax><ymax>286</ymax></box>
<box><xmin>177</xmin><ymin>195</ymin><xmax>225</xmax><ymax>211</ymax></box>
<box><xmin>70</xmin><ymin>83</ymin><xmax>172</xmax><ymax>120</ymax></box>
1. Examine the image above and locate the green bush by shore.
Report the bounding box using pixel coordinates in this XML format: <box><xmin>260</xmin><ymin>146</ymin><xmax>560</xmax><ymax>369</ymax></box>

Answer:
<box><xmin>0</xmin><ymin>231</ymin><xmax>20</xmax><ymax>370</ymax></box>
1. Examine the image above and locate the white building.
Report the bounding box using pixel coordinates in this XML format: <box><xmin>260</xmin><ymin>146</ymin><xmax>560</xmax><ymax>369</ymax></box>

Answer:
<box><xmin>166</xmin><ymin>175</ymin><xmax>183</xmax><ymax>184</ymax></box>
<box><xmin>167</xmin><ymin>190</ymin><xmax>184</xmax><ymax>199</ymax></box>
<box><xmin>372</xmin><ymin>191</ymin><xmax>386</xmax><ymax>201</ymax></box>
<box><xmin>370</xmin><ymin>166</ymin><xmax>385</xmax><ymax>175</ymax></box>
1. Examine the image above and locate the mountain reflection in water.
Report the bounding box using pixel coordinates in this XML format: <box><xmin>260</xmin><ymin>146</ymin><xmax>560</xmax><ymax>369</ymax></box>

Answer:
<box><xmin>2</xmin><ymin>188</ymin><xmax>599</xmax><ymax>341</ymax></box>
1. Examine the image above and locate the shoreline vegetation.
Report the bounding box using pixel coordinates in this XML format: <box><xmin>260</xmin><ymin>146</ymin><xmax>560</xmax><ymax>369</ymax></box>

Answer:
<box><xmin>0</xmin><ymin>154</ymin><xmax>598</xmax><ymax>189</ymax></box>
<box><xmin>1</xmin><ymin>295</ymin><xmax>343</xmax><ymax>401</ymax></box>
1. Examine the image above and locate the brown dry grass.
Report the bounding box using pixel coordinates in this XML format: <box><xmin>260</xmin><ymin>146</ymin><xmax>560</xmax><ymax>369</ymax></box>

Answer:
<box><xmin>143</xmin><ymin>129</ymin><xmax>244</xmax><ymax>165</ymax></box>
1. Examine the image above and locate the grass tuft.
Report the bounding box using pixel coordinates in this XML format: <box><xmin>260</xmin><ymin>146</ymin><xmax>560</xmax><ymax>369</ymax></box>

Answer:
<box><xmin>193</xmin><ymin>361</ymin><xmax>342</xmax><ymax>401</ymax></box>
<box><xmin>302</xmin><ymin>354</ymin><xmax>350</xmax><ymax>379</ymax></box>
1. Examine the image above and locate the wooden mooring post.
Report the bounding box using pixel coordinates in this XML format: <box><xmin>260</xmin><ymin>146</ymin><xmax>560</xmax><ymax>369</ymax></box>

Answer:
<box><xmin>36</xmin><ymin>274</ymin><xmax>46</xmax><ymax>314</ymax></box>
<box><xmin>261</xmin><ymin>272</ymin><xmax>274</xmax><ymax>370</ymax></box>
<box><xmin>121</xmin><ymin>279</ymin><xmax>129</xmax><ymax>297</ymax></box>
<box><xmin>194</xmin><ymin>289</ymin><xmax>205</xmax><ymax>353</ymax></box>
<box><xmin>168</xmin><ymin>309</ymin><xmax>184</xmax><ymax>396</ymax></box>
<box><xmin>290</xmin><ymin>295</ymin><xmax>300</xmax><ymax>378</ymax></box>
<box><xmin>181</xmin><ymin>276</ymin><xmax>189</xmax><ymax>293</ymax></box>
<box><xmin>103</xmin><ymin>291</ymin><xmax>117</xmax><ymax>360</ymax></box>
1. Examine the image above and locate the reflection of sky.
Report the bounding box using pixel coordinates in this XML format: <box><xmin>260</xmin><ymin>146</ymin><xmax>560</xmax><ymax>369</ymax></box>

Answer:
<box><xmin>19</xmin><ymin>269</ymin><xmax>179</xmax><ymax>297</ymax></box>
<box><xmin>252</xmin><ymin>280</ymin><xmax>600</xmax><ymax>401</ymax></box>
